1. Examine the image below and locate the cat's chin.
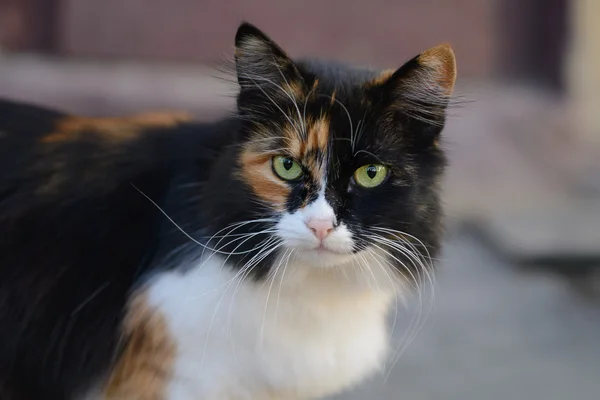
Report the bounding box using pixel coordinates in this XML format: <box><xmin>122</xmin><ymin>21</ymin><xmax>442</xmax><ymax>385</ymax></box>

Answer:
<box><xmin>289</xmin><ymin>246</ymin><xmax>357</xmax><ymax>268</ymax></box>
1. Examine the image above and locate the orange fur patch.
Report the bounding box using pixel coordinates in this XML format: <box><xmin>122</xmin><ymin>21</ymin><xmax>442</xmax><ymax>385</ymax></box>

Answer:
<box><xmin>417</xmin><ymin>44</ymin><xmax>457</xmax><ymax>95</ymax></box>
<box><xmin>40</xmin><ymin>112</ymin><xmax>191</xmax><ymax>144</ymax></box>
<box><xmin>238</xmin><ymin>150</ymin><xmax>290</xmax><ymax>211</ymax></box>
<box><xmin>285</xmin><ymin>79</ymin><xmax>305</xmax><ymax>100</ymax></box>
<box><xmin>311</xmin><ymin>78</ymin><xmax>320</xmax><ymax>92</ymax></box>
<box><xmin>104</xmin><ymin>293</ymin><xmax>175</xmax><ymax>400</ymax></box>
<box><xmin>366</xmin><ymin>69</ymin><xmax>395</xmax><ymax>87</ymax></box>
<box><xmin>306</xmin><ymin>116</ymin><xmax>330</xmax><ymax>164</ymax></box>
<box><xmin>239</xmin><ymin>116</ymin><xmax>332</xmax><ymax>209</ymax></box>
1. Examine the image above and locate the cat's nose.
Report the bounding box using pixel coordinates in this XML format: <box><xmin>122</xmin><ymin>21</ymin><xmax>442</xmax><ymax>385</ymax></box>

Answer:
<box><xmin>306</xmin><ymin>219</ymin><xmax>334</xmax><ymax>241</ymax></box>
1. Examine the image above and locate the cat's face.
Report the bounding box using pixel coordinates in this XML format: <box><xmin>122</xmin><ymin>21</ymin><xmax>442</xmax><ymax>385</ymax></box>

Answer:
<box><xmin>205</xmin><ymin>23</ymin><xmax>456</xmax><ymax>284</ymax></box>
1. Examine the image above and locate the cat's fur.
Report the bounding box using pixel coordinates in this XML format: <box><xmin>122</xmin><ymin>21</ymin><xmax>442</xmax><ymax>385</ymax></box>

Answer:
<box><xmin>0</xmin><ymin>22</ymin><xmax>456</xmax><ymax>400</ymax></box>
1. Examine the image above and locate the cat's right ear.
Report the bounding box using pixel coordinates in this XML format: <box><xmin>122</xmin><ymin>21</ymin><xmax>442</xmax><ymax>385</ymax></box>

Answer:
<box><xmin>234</xmin><ymin>22</ymin><xmax>302</xmax><ymax>93</ymax></box>
<box><xmin>367</xmin><ymin>44</ymin><xmax>457</xmax><ymax>135</ymax></box>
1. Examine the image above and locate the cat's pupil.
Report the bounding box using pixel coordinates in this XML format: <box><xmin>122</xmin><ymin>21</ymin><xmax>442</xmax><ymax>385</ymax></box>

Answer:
<box><xmin>366</xmin><ymin>165</ymin><xmax>377</xmax><ymax>179</ymax></box>
<box><xmin>283</xmin><ymin>158</ymin><xmax>293</xmax><ymax>170</ymax></box>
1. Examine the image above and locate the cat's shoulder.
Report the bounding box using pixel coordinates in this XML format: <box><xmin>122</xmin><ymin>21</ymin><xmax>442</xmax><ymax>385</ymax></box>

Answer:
<box><xmin>0</xmin><ymin>98</ymin><xmax>210</xmax><ymax>213</ymax></box>
<box><xmin>0</xmin><ymin>98</ymin><xmax>192</xmax><ymax>154</ymax></box>
<box><xmin>0</xmin><ymin>98</ymin><xmax>190</xmax><ymax>142</ymax></box>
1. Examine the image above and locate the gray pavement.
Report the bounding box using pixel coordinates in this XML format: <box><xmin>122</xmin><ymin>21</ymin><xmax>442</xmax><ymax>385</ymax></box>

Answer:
<box><xmin>332</xmin><ymin>231</ymin><xmax>600</xmax><ymax>400</ymax></box>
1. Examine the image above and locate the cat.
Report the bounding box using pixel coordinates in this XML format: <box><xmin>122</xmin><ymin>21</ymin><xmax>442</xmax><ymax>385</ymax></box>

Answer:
<box><xmin>0</xmin><ymin>21</ymin><xmax>456</xmax><ymax>400</ymax></box>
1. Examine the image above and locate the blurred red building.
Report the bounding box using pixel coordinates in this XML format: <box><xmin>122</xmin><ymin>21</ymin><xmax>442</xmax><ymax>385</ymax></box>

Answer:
<box><xmin>0</xmin><ymin>0</ymin><xmax>567</xmax><ymax>89</ymax></box>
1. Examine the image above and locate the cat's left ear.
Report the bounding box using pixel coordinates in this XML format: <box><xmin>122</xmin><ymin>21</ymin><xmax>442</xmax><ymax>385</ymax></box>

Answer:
<box><xmin>369</xmin><ymin>44</ymin><xmax>457</xmax><ymax>134</ymax></box>
<box><xmin>234</xmin><ymin>22</ymin><xmax>303</xmax><ymax>93</ymax></box>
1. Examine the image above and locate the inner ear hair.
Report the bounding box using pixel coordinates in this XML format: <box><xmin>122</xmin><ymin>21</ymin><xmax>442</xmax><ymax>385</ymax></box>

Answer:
<box><xmin>234</xmin><ymin>22</ymin><xmax>302</xmax><ymax>92</ymax></box>
<box><xmin>371</xmin><ymin>43</ymin><xmax>457</xmax><ymax>128</ymax></box>
<box><xmin>414</xmin><ymin>44</ymin><xmax>457</xmax><ymax>97</ymax></box>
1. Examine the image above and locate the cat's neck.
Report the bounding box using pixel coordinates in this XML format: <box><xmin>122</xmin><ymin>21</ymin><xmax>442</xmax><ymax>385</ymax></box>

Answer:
<box><xmin>149</xmin><ymin>250</ymin><xmax>397</xmax><ymax>317</ymax></box>
<box><xmin>139</xmin><ymin>252</ymin><xmax>394</xmax><ymax>399</ymax></box>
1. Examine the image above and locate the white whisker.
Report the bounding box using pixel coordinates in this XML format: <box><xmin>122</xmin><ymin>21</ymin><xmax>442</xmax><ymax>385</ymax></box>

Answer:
<box><xmin>364</xmin><ymin>229</ymin><xmax>436</xmax><ymax>379</ymax></box>
<box><xmin>240</xmin><ymin>73</ymin><xmax>304</xmax><ymax>139</ymax></box>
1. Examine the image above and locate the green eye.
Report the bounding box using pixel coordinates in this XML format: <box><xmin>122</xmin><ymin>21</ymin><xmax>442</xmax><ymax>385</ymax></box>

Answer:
<box><xmin>354</xmin><ymin>164</ymin><xmax>388</xmax><ymax>188</ymax></box>
<box><xmin>272</xmin><ymin>156</ymin><xmax>304</xmax><ymax>181</ymax></box>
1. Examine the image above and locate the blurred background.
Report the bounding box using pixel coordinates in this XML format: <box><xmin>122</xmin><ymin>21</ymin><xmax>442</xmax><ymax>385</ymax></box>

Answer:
<box><xmin>1</xmin><ymin>0</ymin><xmax>599</xmax><ymax>398</ymax></box>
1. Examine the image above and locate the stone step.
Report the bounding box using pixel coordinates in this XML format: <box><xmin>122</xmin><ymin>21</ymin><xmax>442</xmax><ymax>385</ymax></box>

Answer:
<box><xmin>465</xmin><ymin>199</ymin><xmax>600</xmax><ymax>270</ymax></box>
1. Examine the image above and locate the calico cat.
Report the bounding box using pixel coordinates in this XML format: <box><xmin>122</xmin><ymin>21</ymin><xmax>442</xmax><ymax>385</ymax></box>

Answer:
<box><xmin>0</xmin><ymin>22</ymin><xmax>456</xmax><ymax>400</ymax></box>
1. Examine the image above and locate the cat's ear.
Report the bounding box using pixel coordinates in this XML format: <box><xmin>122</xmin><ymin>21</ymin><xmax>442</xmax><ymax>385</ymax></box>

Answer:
<box><xmin>234</xmin><ymin>22</ymin><xmax>302</xmax><ymax>92</ymax></box>
<box><xmin>370</xmin><ymin>44</ymin><xmax>457</xmax><ymax>132</ymax></box>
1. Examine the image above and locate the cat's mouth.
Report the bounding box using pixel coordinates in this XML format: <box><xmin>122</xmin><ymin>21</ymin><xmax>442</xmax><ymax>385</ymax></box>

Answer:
<box><xmin>285</xmin><ymin>239</ymin><xmax>352</xmax><ymax>259</ymax></box>
<box><xmin>311</xmin><ymin>241</ymin><xmax>352</xmax><ymax>255</ymax></box>
<box><xmin>314</xmin><ymin>246</ymin><xmax>344</xmax><ymax>255</ymax></box>
<box><xmin>291</xmin><ymin>245</ymin><xmax>357</xmax><ymax>268</ymax></box>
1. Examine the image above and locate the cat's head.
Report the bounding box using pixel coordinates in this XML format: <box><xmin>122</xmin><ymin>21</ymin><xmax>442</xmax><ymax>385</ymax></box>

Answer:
<box><xmin>204</xmin><ymin>22</ymin><xmax>456</xmax><ymax>287</ymax></box>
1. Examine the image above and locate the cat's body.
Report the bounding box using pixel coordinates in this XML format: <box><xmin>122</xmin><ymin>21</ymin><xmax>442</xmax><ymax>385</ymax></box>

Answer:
<box><xmin>0</xmin><ymin>23</ymin><xmax>456</xmax><ymax>400</ymax></box>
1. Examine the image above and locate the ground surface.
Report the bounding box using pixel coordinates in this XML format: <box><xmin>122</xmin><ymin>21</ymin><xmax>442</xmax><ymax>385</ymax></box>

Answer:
<box><xmin>333</xmin><ymin>231</ymin><xmax>600</xmax><ymax>400</ymax></box>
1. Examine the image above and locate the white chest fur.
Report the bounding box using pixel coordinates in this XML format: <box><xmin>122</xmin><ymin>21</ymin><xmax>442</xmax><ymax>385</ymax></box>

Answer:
<box><xmin>146</xmin><ymin>254</ymin><xmax>395</xmax><ymax>400</ymax></box>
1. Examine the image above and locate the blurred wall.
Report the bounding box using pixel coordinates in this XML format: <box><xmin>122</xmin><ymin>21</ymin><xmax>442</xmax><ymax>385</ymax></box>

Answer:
<box><xmin>0</xmin><ymin>0</ymin><xmax>58</xmax><ymax>52</ymax></box>
<box><xmin>495</xmin><ymin>0</ymin><xmax>568</xmax><ymax>90</ymax></box>
<box><xmin>566</xmin><ymin>0</ymin><xmax>600</xmax><ymax>141</ymax></box>
<box><xmin>2</xmin><ymin>0</ymin><xmax>497</xmax><ymax>78</ymax></box>
<box><xmin>0</xmin><ymin>0</ymin><xmax>573</xmax><ymax>88</ymax></box>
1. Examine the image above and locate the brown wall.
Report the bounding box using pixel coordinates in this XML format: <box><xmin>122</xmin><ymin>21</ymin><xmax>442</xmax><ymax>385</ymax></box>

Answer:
<box><xmin>0</xmin><ymin>0</ymin><xmax>58</xmax><ymax>52</ymax></box>
<box><xmin>3</xmin><ymin>0</ymin><xmax>568</xmax><ymax>84</ymax></box>
<box><xmin>56</xmin><ymin>0</ymin><xmax>497</xmax><ymax>77</ymax></box>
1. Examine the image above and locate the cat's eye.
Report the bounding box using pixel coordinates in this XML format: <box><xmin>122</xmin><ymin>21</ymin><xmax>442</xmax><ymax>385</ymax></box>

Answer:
<box><xmin>272</xmin><ymin>156</ymin><xmax>304</xmax><ymax>181</ymax></box>
<box><xmin>353</xmin><ymin>164</ymin><xmax>388</xmax><ymax>188</ymax></box>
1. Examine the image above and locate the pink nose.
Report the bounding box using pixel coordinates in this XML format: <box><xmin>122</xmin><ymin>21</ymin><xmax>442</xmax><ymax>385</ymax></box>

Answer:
<box><xmin>306</xmin><ymin>219</ymin><xmax>334</xmax><ymax>241</ymax></box>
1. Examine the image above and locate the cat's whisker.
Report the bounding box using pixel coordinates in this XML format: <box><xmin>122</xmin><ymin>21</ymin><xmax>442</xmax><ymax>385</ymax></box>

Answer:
<box><xmin>183</xmin><ymin>233</ymin><xmax>279</xmax><ymax>311</ymax></box>
<box><xmin>365</xmin><ymin>232</ymin><xmax>435</xmax><ymax>378</ymax></box>
<box><xmin>274</xmin><ymin>248</ymin><xmax>295</xmax><ymax>325</ymax></box>
<box><xmin>187</xmin><ymin>221</ymin><xmax>280</xmax><ymax>301</ymax></box>
<box><xmin>366</xmin><ymin>249</ymin><xmax>422</xmax><ymax>368</ymax></box>
<box><xmin>133</xmin><ymin>186</ymin><xmax>276</xmax><ymax>262</ymax></box>
<box><xmin>363</xmin><ymin>250</ymin><xmax>401</xmax><ymax>372</ymax></box>
<box><xmin>226</xmin><ymin>238</ymin><xmax>284</xmax><ymax>349</ymax></box>
<box><xmin>302</xmin><ymin>82</ymin><xmax>319</xmax><ymax>137</ymax></box>
<box><xmin>369</xmin><ymin>247</ymin><xmax>426</xmax><ymax>378</ymax></box>
<box><xmin>369</xmin><ymin>228</ymin><xmax>440</xmax><ymax>300</ymax></box>
<box><xmin>219</xmin><ymin>237</ymin><xmax>282</xmax><ymax>323</ymax></box>
<box><xmin>369</xmin><ymin>226</ymin><xmax>434</xmax><ymax>261</ymax></box>
<box><xmin>366</xmin><ymin>232</ymin><xmax>433</xmax><ymax>302</ymax></box>
<box><xmin>364</xmin><ymin>249</ymin><xmax>403</xmax><ymax>292</ymax></box>
<box><xmin>131</xmin><ymin>184</ymin><xmax>216</xmax><ymax>252</ymax></box>
<box><xmin>370</xmin><ymin>237</ymin><xmax>430</xmax><ymax>279</ymax></box>
<box><xmin>353</xmin><ymin>149</ymin><xmax>386</xmax><ymax>165</ymax></box>
<box><xmin>272</xmin><ymin>59</ymin><xmax>306</xmax><ymax>137</ymax></box>
<box><xmin>317</xmin><ymin>94</ymin><xmax>355</xmax><ymax>152</ymax></box>
<box><xmin>369</xmin><ymin>227</ymin><xmax>439</xmax><ymax>277</ymax></box>
<box><xmin>354</xmin><ymin>108</ymin><xmax>369</xmax><ymax>146</ymax></box>
<box><xmin>369</xmin><ymin>230</ymin><xmax>442</xmax><ymax>309</ymax></box>
<box><xmin>239</xmin><ymin>73</ymin><xmax>304</xmax><ymax>139</ymax></box>
<box><xmin>203</xmin><ymin>219</ymin><xmax>277</xmax><ymax>256</ymax></box>
<box><xmin>212</xmin><ymin>231</ymin><xmax>277</xmax><ymax>270</ymax></box>
<box><xmin>364</xmin><ymin>241</ymin><xmax>424</xmax><ymax>316</ymax></box>
<box><xmin>356</xmin><ymin>252</ymin><xmax>380</xmax><ymax>291</ymax></box>
<box><xmin>366</xmin><ymin>241</ymin><xmax>419</xmax><ymax>291</ymax></box>
<box><xmin>259</xmin><ymin>247</ymin><xmax>292</xmax><ymax>348</ymax></box>
<box><xmin>210</xmin><ymin>230</ymin><xmax>278</xmax><ymax>255</ymax></box>
<box><xmin>200</xmin><ymin>236</ymin><xmax>283</xmax><ymax>373</ymax></box>
<box><xmin>194</xmin><ymin>229</ymin><xmax>277</xmax><ymax>261</ymax></box>
<box><xmin>132</xmin><ymin>184</ymin><xmax>279</xmax><ymax>259</ymax></box>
